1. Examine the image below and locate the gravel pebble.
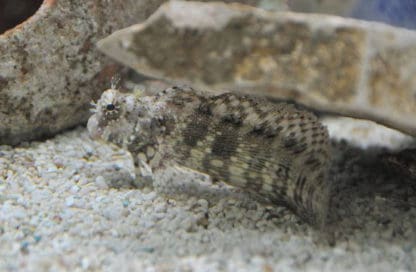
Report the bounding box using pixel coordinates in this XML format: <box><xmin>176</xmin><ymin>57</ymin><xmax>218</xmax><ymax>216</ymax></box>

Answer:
<box><xmin>0</xmin><ymin>121</ymin><xmax>416</xmax><ymax>271</ymax></box>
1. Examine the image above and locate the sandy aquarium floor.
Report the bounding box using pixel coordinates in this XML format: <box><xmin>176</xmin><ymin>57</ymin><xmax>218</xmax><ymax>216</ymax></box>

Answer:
<box><xmin>1</xmin><ymin>116</ymin><xmax>416</xmax><ymax>272</ymax></box>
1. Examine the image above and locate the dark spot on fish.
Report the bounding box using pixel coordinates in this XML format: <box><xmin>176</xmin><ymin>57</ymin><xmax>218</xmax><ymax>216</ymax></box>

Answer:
<box><xmin>283</xmin><ymin>137</ymin><xmax>297</xmax><ymax>149</ymax></box>
<box><xmin>183</xmin><ymin>115</ymin><xmax>211</xmax><ymax>147</ymax></box>
<box><xmin>211</xmin><ymin>124</ymin><xmax>239</xmax><ymax>158</ymax></box>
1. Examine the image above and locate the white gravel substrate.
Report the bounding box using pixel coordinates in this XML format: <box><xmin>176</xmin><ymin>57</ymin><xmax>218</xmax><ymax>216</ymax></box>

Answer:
<box><xmin>1</xmin><ymin>117</ymin><xmax>416</xmax><ymax>272</ymax></box>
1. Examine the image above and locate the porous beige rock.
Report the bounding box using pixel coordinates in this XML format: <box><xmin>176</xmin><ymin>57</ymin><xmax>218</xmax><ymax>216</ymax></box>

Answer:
<box><xmin>98</xmin><ymin>1</ymin><xmax>416</xmax><ymax>136</ymax></box>
<box><xmin>0</xmin><ymin>0</ymin><xmax>166</xmax><ymax>145</ymax></box>
<box><xmin>288</xmin><ymin>0</ymin><xmax>358</xmax><ymax>16</ymax></box>
<box><xmin>0</xmin><ymin>0</ymin><xmax>288</xmax><ymax>146</ymax></box>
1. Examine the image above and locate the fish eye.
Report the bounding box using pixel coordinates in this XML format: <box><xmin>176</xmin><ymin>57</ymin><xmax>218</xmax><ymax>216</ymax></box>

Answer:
<box><xmin>106</xmin><ymin>104</ymin><xmax>116</xmax><ymax>111</ymax></box>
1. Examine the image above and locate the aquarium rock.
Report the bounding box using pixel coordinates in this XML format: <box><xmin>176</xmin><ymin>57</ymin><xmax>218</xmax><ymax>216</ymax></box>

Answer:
<box><xmin>98</xmin><ymin>0</ymin><xmax>416</xmax><ymax>137</ymax></box>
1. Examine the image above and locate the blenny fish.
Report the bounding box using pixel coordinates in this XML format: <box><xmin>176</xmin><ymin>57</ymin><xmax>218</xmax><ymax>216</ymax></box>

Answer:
<box><xmin>87</xmin><ymin>86</ymin><xmax>331</xmax><ymax>226</ymax></box>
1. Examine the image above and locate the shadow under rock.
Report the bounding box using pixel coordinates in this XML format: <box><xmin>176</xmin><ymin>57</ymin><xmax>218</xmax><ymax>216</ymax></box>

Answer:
<box><xmin>326</xmin><ymin>139</ymin><xmax>416</xmax><ymax>243</ymax></box>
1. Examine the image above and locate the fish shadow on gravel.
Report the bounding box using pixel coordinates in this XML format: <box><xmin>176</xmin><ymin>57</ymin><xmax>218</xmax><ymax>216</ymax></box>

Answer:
<box><xmin>326</xmin><ymin>139</ymin><xmax>416</xmax><ymax>244</ymax></box>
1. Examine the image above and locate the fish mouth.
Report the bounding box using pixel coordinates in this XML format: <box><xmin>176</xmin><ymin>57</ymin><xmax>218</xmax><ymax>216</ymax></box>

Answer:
<box><xmin>87</xmin><ymin>114</ymin><xmax>103</xmax><ymax>140</ymax></box>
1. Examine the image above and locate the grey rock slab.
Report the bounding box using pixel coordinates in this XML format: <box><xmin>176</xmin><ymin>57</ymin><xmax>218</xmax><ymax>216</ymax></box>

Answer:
<box><xmin>97</xmin><ymin>0</ymin><xmax>416</xmax><ymax>137</ymax></box>
<box><xmin>0</xmin><ymin>0</ymin><xmax>287</xmax><ymax>146</ymax></box>
<box><xmin>288</xmin><ymin>0</ymin><xmax>358</xmax><ymax>16</ymax></box>
<box><xmin>0</xmin><ymin>0</ymin><xmax>166</xmax><ymax>145</ymax></box>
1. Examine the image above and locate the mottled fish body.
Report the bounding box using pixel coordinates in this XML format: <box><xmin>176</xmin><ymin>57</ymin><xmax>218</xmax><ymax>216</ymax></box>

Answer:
<box><xmin>88</xmin><ymin>86</ymin><xmax>331</xmax><ymax>226</ymax></box>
